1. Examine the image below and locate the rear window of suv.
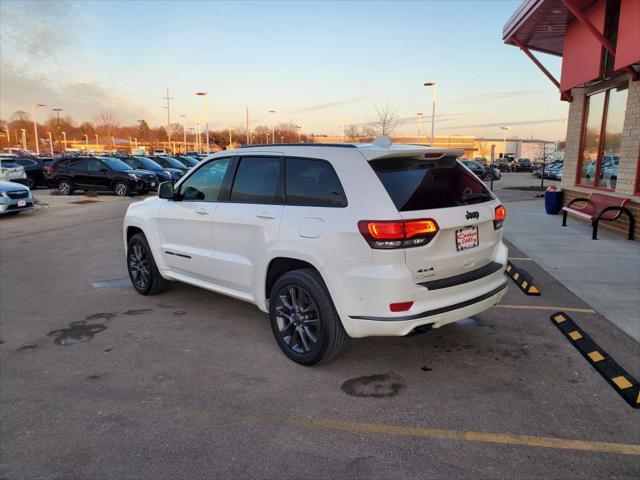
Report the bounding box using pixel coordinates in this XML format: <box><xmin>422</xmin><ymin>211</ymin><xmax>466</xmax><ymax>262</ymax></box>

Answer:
<box><xmin>369</xmin><ymin>156</ymin><xmax>494</xmax><ymax>211</ymax></box>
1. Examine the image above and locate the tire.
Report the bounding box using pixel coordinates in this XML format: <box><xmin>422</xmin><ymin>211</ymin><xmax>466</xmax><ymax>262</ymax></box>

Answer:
<box><xmin>127</xmin><ymin>232</ymin><xmax>169</xmax><ymax>295</ymax></box>
<box><xmin>114</xmin><ymin>181</ymin><xmax>130</xmax><ymax>197</ymax></box>
<box><xmin>57</xmin><ymin>179</ymin><xmax>73</xmax><ymax>195</ymax></box>
<box><xmin>269</xmin><ymin>268</ymin><xmax>347</xmax><ymax>366</ymax></box>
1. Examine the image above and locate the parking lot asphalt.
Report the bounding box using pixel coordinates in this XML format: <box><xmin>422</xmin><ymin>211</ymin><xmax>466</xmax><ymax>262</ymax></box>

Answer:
<box><xmin>1</xmin><ymin>190</ymin><xmax>639</xmax><ymax>479</ymax></box>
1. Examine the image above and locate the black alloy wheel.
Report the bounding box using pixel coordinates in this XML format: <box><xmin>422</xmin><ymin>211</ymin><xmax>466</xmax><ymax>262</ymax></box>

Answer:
<box><xmin>274</xmin><ymin>285</ymin><xmax>321</xmax><ymax>355</ymax></box>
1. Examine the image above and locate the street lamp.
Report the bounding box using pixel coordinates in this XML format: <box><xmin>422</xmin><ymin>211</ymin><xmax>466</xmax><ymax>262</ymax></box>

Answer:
<box><xmin>21</xmin><ymin>129</ymin><xmax>27</xmax><ymax>150</ymax></box>
<box><xmin>228</xmin><ymin>126</ymin><xmax>234</xmax><ymax>145</ymax></box>
<box><xmin>32</xmin><ymin>103</ymin><xmax>46</xmax><ymax>154</ymax></box>
<box><xmin>47</xmin><ymin>132</ymin><xmax>53</xmax><ymax>154</ymax></box>
<box><xmin>84</xmin><ymin>134</ymin><xmax>88</xmax><ymax>146</ymax></box>
<box><xmin>295</xmin><ymin>125</ymin><xmax>302</xmax><ymax>143</ymax></box>
<box><xmin>61</xmin><ymin>132</ymin><xmax>67</xmax><ymax>151</ymax></box>
<box><xmin>95</xmin><ymin>133</ymin><xmax>99</xmax><ymax>146</ymax></box>
<box><xmin>500</xmin><ymin>126</ymin><xmax>511</xmax><ymax>160</ymax></box>
<box><xmin>196</xmin><ymin>92</ymin><xmax>210</xmax><ymax>153</ymax></box>
<box><xmin>269</xmin><ymin>109</ymin><xmax>276</xmax><ymax>144</ymax></box>
<box><xmin>416</xmin><ymin>112</ymin><xmax>423</xmax><ymax>142</ymax></box>
<box><xmin>423</xmin><ymin>82</ymin><xmax>437</xmax><ymax>145</ymax></box>
<box><xmin>195</xmin><ymin>119</ymin><xmax>201</xmax><ymax>154</ymax></box>
<box><xmin>180</xmin><ymin>114</ymin><xmax>187</xmax><ymax>153</ymax></box>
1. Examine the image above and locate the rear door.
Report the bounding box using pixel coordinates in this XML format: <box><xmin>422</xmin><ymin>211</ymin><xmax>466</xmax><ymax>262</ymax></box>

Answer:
<box><xmin>368</xmin><ymin>156</ymin><xmax>501</xmax><ymax>284</ymax></box>
<box><xmin>211</xmin><ymin>156</ymin><xmax>284</xmax><ymax>294</ymax></box>
<box><xmin>87</xmin><ymin>158</ymin><xmax>111</xmax><ymax>190</ymax></box>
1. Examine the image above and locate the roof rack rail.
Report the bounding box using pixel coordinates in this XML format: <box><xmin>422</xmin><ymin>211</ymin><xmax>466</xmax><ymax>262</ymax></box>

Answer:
<box><xmin>239</xmin><ymin>143</ymin><xmax>357</xmax><ymax>149</ymax></box>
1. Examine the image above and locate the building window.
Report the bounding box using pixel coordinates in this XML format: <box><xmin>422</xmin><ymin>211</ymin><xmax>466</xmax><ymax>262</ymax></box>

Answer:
<box><xmin>578</xmin><ymin>85</ymin><xmax>628</xmax><ymax>190</ymax></box>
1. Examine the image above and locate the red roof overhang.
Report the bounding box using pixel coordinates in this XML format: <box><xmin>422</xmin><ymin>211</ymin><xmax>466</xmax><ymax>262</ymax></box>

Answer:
<box><xmin>503</xmin><ymin>0</ymin><xmax>599</xmax><ymax>55</ymax></box>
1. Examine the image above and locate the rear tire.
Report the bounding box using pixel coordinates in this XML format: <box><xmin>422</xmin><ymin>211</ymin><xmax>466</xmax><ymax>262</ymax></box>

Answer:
<box><xmin>57</xmin><ymin>179</ymin><xmax>73</xmax><ymax>195</ymax></box>
<box><xmin>269</xmin><ymin>269</ymin><xmax>347</xmax><ymax>366</ymax></box>
<box><xmin>127</xmin><ymin>232</ymin><xmax>168</xmax><ymax>295</ymax></box>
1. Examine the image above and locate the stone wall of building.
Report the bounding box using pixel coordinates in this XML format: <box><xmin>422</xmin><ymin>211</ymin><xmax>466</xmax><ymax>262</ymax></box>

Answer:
<box><xmin>561</xmin><ymin>88</ymin><xmax>586</xmax><ymax>190</ymax></box>
<box><xmin>617</xmin><ymin>79</ymin><xmax>640</xmax><ymax>196</ymax></box>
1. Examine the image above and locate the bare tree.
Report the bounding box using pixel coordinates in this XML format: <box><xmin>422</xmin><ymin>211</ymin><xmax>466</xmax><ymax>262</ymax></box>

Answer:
<box><xmin>370</xmin><ymin>102</ymin><xmax>399</xmax><ymax>136</ymax></box>
<box><xmin>344</xmin><ymin>125</ymin><xmax>360</xmax><ymax>142</ymax></box>
<box><xmin>95</xmin><ymin>110</ymin><xmax>119</xmax><ymax>146</ymax></box>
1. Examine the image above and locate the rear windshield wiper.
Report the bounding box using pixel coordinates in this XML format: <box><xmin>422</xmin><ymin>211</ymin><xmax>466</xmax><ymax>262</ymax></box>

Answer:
<box><xmin>460</xmin><ymin>192</ymin><xmax>493</xmax><ymax>204</ymax></box>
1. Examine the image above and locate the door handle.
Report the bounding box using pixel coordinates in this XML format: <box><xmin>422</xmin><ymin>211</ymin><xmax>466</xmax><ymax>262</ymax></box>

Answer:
<box><xmin>195</xmin><ymin>207</ymin><xmax>209</xmax><ymax>215</ymax></box>
<box><xmin>256</xmin><ymin>212</ymin><xmax>275</xmax><ymax>220</ymax></box>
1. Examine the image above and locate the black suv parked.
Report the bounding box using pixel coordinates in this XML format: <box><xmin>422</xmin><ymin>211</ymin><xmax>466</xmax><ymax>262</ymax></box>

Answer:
<box><xmin>121</xmin><ymin>156</ymin><xmax>184</xmax><ymax>184</ymax></box>
<box><xmin>149</xmin><ymin>155</ymin><xmax>190</xmax><ymax>172</ymax></box>
<box><xmin>52</xmin><ymin>156</ymin><xmax>158</xmax><ymax>196</ymax></box>
<box><xmin>512</xmin><ymin>158</ymin><xmax>532</xmax><ymax>172</ymax></box>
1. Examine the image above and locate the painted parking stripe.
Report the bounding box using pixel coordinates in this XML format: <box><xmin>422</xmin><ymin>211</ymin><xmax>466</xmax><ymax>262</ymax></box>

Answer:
<box><xmin>551</xmin><ymin>312</ymin><xmax>640</xmax><ymax>409</ymax></box>
<box><xmin>4</xmin><ymin>397</ymin><xmax>640</xmax><ymax>456</ymax></box>
<box><xmin>505</xmin><ymin>261</ymin><xmax>540</xmax><ymax>295</ymax></box>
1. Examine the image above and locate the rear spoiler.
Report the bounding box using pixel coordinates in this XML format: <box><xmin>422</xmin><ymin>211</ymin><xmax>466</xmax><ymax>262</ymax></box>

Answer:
<box><xmin>359</xmin><ymin>147</ymin><xmax>464</xmax><ymax>168</ymax></box>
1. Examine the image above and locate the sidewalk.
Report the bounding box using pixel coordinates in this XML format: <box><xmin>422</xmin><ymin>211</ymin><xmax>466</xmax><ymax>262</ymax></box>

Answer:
<box><xmin>503</xmin><ymin>198</ymin><xmax>640</xmax><ymax>343</ymax></box>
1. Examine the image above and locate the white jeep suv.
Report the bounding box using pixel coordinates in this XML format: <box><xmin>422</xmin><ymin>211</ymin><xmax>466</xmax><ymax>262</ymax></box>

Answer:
<box><xmin>123</xmin><ymin>140</ymin><xmax>508</xmax><ymax>365</ymax></box>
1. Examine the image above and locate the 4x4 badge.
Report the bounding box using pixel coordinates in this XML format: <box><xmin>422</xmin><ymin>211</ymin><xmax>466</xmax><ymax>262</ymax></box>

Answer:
<box><xmin>465</xmin><ymin>210</ymin><xmax>479</xmax><ymax>220</ymax></box>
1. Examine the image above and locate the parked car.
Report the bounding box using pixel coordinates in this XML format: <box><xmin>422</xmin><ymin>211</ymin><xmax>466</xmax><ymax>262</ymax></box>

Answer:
<box><xmin>172</xmin><ymin>155</ymin><xmax>199</xmax><ymax>168</ymax></box>
<box><xmin>513</xmin><ymin>158</ymin><xmax>532</xmax><ymax>172</ymax></box>
<box><xmin>494</xmin><ymin>158</ymin><xmax>511</xmax><ymax>172</ymax></box>
<box><xmin>150</xmin><ymin>155</ymin><xmax>190</xmax><ymax>172</ymax></box>
<box><xmin>473</xmin><ymin>157</ymin><xmax>488</xmax><ymax>166</ymax></box>
<box><xmin>0</xmin><ymin>181</ymin><xmax>34</xmax><ymax>215</ymax></box>
<box><xmin>5</xmin><ymin>156</ymin><xmax>50</xmax><ymax>188</ymax></box>
<box><xmin>460</xmin><ymin>160</ymin><xmax>500</xmax><ymax>180</ymax></box>
<box><xmin>51</xmin><ymin>156</ymin><xmax>158</xmax><ymax>196</ymax></box>
<box><xmin>123</xmin><ymin>142</ymin><xmax>509</xmax><ymax>365</ymax></box>
<box><xmin>121</xmin><ymin>156</ymin><xmax>184</xmax><ymax>184</ymax></box>
<box><xmin>0</xmin><ymin>159</ymin><xmax>28</xmax><ymax>185</ymax></box>
<box><xmin>153</xmin><ymin>149</ymin><xmax>167</xmax><ymax>155</ymax></box>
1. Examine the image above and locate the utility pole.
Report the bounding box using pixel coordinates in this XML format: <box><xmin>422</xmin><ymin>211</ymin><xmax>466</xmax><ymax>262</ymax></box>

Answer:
<box><xmin>246</xmin><ymin>107</ymin><xmax>250</xmax><ymax>144</ymax></box>
<box><xmin>163</xmin><ymin>88</ymin><xmax>174</xmax><ymax>149</ymax></box>
<box><xmin>62</xmin><ymin>132</ymin><xmax>67</xmax><ymax>151</ymax></box>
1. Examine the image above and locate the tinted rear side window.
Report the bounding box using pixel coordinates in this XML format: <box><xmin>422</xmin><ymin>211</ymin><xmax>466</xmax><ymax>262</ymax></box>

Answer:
<box><xmin>285</xmin><ymin>157</ymin><xmax>346</xmax><ymax>207</ymax></box>
<box><xmin>369</xmin><ymin>157</ymin><xmax>493</xmax><ymax>211</ymax></box>
<box><xmin>230</xmin><ymin>157</ymin><xmax>282</xmax><ymax>204</ymax></box>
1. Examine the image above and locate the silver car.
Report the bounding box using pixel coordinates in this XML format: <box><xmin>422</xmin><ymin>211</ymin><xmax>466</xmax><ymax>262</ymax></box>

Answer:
<box><xmin>0</xmin><ymin>181</ymin><xmax>34</xmax><ymax>215</ymax></box>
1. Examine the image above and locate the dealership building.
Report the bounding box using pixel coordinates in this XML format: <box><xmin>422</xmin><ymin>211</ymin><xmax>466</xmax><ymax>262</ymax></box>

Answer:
<box><xmin>504</xmin><ymin>0</ymin><xmax>639</xmax><ymax>238</ymax></box>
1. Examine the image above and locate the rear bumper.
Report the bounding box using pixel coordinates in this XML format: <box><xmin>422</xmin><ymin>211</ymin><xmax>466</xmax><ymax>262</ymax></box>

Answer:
<box><xmin>346</xmin><ymin>282</ymin><xmax>508</xmax><ymax>337</ymax></box>
<box><xmin>321</xmin><ymin>241</ymin><xmax>509</xmax><ymax>338</ymax></box>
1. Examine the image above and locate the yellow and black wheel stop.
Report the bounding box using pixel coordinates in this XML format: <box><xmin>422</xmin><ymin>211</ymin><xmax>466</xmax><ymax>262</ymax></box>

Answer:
<box><xmin>505</xmin><ymin>261</ymin><xmax>540</xmax><ymax>295</ymax></box>
<box><xmin>551</xmin><ymin>312</ymin><xmax>640</xmax><ymax>409</ymax></box>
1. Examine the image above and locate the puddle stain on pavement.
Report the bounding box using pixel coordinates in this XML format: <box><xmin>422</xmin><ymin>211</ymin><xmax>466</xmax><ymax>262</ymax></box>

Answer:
<box><xmin>47</xmin><ymin>321</ymin><xmax>107</xmax><ymax>346</ymax></box>
<box><xmin>341</xmin><ymin>373</ymin><xmax>407</xmax><ymax>398</ymax></box>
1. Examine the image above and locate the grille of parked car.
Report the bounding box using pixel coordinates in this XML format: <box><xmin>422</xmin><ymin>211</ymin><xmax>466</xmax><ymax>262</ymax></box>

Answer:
<box><xmin>7</xmin><ymin>190</ymin><xmax>29</xmax><ymax>199</ymax></box>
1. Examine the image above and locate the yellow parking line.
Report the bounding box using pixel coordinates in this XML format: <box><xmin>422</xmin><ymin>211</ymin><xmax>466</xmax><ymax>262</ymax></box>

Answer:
<box><xmin>4</xmin><ymin>398</ymin><xmax>640</xmax><ymax>456</ymax></box>
<box><xmin>493</xmin><ymin>305</ymin><xmax>596</xmax><ymax>314</ymax></box>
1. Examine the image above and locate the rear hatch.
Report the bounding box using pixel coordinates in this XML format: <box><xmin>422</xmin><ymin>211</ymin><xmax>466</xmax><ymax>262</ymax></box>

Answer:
<box><xmin>368</xmin><ymin>154</ymin><xmax>503</xmax><ymax>286</ymax></box>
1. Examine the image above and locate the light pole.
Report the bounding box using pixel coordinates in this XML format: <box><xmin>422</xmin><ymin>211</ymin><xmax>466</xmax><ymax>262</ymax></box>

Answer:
<box><xmin>21</xmin><ymin>129</ymin><xmax>27</xmax><ymax>150</ymax></box>
<box><xmin>180</xmin><ymin>114</ymin><xmax>187</xmax><ymax>153</ymax></box>
<box><xmin>416</xmin><ymin>112</ymin><xmax>423</xmax><ymax>142</ymax></box>
<box><xmin>228</xmin><ymin>127</ymin><xmax>233</xmax><ymax>146</ymax></box>
<box><xmin>196</xmin><ymin>92</ymin><xmax>210</xmax><ymax>153</ymax></box>
<box><xmin>195</xmin><ymin>119</ymin><xmax>201</xmax><ymax>154</ymax></box>
<box><xmin>52</xmin><ymin>107</ymin><xmax>63</xmax><ymax>151</ymax></box>
<box><xmin>134</xmin><ymin>137</ymin><xmax>138</xmax><ymax>148</ymax></box>
<box><xmin>95</xmin><ymin>133</ymin><xmax>99</xmax><ymax>146</ymax></box>
<box><xmin>84</xmin><ymin>134</ymin><xmax>89</xmax><ymax>146</ymax></box>
<box><xmin>295</xmin><ymin>125</ymin><xmax>302</xmax><ymax>143</ymax></box>
<box><xmin>32</xmin><ymin>103</ymin><xmax>46</xmax><ymax>154</ymax></box>
<box><xmin>61</xmin><ymin>131</ymin><xmax>67</xmax><ymax>151</ymax></box>
<box><xmin>269</xmin><ymin>109</ymin><xmax>276</xmax><ymax>144</ymax></box>
<box><xmin>500</xmin><ymin>126</ymin><xmax>511</xmax><ymax>160</ymax></box>
<box><xmin>4</xmin><ymin>128</ymin><xmax>10</xmax><ymax>147</ymax></box>
<box><xmin>423</xmin><ymin>82</ymin><xmax>437</xmax><ymax>145</ymax></box>
<box><xmin>47</xmin><ymin>132</ymin><xmax>53</xmax><ymax>154</ymax></box>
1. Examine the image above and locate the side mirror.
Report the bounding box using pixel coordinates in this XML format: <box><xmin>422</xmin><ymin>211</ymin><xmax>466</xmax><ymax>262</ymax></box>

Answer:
<box><xmin>158</xmin><ymin>181</ymin><xmax>175</xmax><ymax>200</ymax></box>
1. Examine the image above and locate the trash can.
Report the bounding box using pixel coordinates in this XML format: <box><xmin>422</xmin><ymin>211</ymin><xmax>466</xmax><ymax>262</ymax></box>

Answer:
<box><xmin>544</xmin><ymin>185</ymin><xmax>563</xmax><ymax>215</ymax></box>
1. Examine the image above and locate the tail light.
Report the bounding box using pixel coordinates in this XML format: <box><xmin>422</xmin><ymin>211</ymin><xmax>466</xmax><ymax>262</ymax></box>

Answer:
<box><xmin>358</xmin><ymin>219</ymin><xmax>439</xmax><ymax>249</ymax></box>
<box><xmin>494</xmin><ymin>205</ymin><xmax>506</xmax><ymax>229</ymax></box>
<box><xmin>43</xmin><ymin>166</ymin><xmax>53</xmax><ymax>175</ymax></box>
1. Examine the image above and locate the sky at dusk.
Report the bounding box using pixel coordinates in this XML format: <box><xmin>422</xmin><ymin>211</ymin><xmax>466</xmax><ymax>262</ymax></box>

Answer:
<box><xmin>0</xmin><ymin>0</ymin><xmax>569</xmax><ymax>140</ymax></box>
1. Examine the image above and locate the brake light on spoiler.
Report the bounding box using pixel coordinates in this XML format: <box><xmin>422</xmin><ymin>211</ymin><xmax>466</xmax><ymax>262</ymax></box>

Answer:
<box><xmin>358</xmin><ymin>219</ymin><xmax>439</xmax><ymax>249</ymax></box>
